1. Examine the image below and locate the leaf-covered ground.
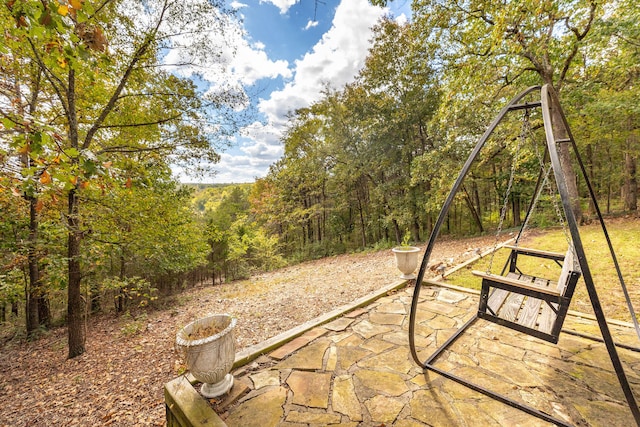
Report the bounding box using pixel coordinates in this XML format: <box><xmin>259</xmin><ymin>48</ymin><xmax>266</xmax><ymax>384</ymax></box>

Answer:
<box><xmin>0</xmin><ymin>234</ymin><xmax>529</xmax><ymax>426</ymax></box>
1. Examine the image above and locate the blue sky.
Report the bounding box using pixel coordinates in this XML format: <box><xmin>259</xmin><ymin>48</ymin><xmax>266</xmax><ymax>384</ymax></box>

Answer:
<box><xmin>175</xmin><ymin>0</ymin><xmax>412</xmax><ymax>183</ymax></box>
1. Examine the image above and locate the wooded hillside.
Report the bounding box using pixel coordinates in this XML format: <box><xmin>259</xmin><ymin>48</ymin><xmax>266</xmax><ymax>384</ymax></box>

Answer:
<box><xmin>1</xmin><ymin>0</ymin><xmax>638</xmax><ymax>358</ymax></box>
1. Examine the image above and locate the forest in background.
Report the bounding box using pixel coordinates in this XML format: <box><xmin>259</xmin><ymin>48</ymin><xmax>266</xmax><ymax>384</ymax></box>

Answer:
<box><xmin>1</xmin><ymin>0</ymin><xmax>638</xmax><ymax>358</ymax></box>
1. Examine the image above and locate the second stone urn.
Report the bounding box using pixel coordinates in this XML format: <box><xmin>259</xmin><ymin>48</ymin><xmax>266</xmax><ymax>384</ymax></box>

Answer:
<box><xmin>392</xmin><ymin>246</ymin><xmax>421</xmax><ymax>279</ymax></box>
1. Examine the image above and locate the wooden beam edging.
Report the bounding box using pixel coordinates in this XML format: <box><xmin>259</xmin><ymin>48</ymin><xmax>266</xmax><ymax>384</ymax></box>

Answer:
<box><xmin>441</xmin><ymin>238</ymin><xmax>515</xmax><ymax>279</ymax></box>
<box><xmin>165</xmin><ymin>376</ymin><xmax>226</xmax><ymax>427</ymax></box>
<box><xmin>232</xmin><ymin>279</ymin><xmax>408</xmax><ymax>368</ymax></box>
<box><xmin>422</xmin><ymin>278</ymin><xmax>480</xmax><ymax>295</ymax></box>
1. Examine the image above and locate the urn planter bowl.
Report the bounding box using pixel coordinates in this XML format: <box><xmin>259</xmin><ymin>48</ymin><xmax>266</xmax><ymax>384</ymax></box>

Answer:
<box><xmin>175</xmin><ymin>313</ymin><xmax>236</xmax><ymax>398</ymax></box>
<box><xmin>392</xmin><ymin>246</ymin><xmax>421</xmax><ymax>279</ymax></box>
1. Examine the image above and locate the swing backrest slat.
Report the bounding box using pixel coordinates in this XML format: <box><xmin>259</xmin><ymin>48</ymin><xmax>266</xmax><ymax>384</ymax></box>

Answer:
<box><xmin>557</xmin><ymin>247</ymin><xmax>580</xmax><ymax>295</ymax></box>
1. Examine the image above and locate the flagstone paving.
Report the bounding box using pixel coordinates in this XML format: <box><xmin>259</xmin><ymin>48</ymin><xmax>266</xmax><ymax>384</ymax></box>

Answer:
<box><xmin>217</xmin><ymin>284</ymin><xmax>640</xmax><ymax>426</ymax></box>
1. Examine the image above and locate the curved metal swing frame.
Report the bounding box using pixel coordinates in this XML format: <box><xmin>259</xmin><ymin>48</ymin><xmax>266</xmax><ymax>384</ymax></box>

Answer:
<box><xmin>408</xmin><ymin>85</ymin><xmax>640</xmax><ymax>426</ymax></box>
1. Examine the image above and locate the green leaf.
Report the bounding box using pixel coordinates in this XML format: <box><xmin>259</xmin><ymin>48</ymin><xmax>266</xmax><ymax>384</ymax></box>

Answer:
<box><xmin>82</xmin><ymin>159</ymin><xmax>97</xmax><ymax>177</ymax></box>
<box><xmin>29</xmin><ymin>132</ymin><xmax>43</xmax><ymax>156</ymax></box>
<box><xmin>76</xmin><ymin>9</ymin><xmax>88</xmax><ymax>23</ymax></box>
<box><xmin>2</xmin><ymin>118</ymin><xmax>15</xmax><ymax>130</ymax></box>
<box><xmin>29</xmin><ymin>25</ymin><xmax>45</xmax><ymax>38</ymax></box>
<box><xmin>77</xmin><ymin>45</ymin><xmax>89</xmax><ymax>60</ymax></box>
<box><xmin>66</xmin><ymin>148</ymin><xmax>80</xmax><ymax>158</ymax></box>
<box><xmin>82</xmin><ymin>1</ymin><xmax>95</xmax><ymax>15</ymax></box>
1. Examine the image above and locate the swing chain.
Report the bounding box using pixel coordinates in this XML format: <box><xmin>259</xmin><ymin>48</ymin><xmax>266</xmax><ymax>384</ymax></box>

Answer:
<box><xmin>487</xmin><ymin>110</ymin><xmax>529</xmax><ymax>273</ymax></box>
<box><xmin>530</xmin><ymin>123</ymin><xmax>573</xmax><ymax>251</ymax></box>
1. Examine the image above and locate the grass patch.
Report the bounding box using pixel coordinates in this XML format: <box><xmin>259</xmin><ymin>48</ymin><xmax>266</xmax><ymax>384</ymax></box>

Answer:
<box><xmin>444</xmin><ymin>218</ymin><xmax>640</xmax><ymax>322</ymax></box>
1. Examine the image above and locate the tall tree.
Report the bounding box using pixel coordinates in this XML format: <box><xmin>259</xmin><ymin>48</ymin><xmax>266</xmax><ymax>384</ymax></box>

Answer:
<box><xmin>2</xmin><ymin>0</ymin><xmax>239</xmax><ymax>357</ymax></box>
<box><xmin>406</xmin><ymin>0</ymin><xmax>603</xmax><ymax>223</ymax></box>
<box><xmin>356</xmin><ymin>18</ymin><xmax>439</xmax><ymax>242</ymax></box>
<box><xmin>255</xmin><ymin>18</ymin><xmax>441</xmax><ymax>254</ymax></box>
<box><xmin>85</xmin><ymin>168</ymin><xmax>208</xmax><ymax>309</ymax></box>
<box><xmin>0</xmin><ymin>7</ymin><xmax>53</xmax><ymax>335</ymax></box>
<box><xmin>579</xmin><ymin>0</ymin><xmax>640</xmax><ymax>212</ymax></box>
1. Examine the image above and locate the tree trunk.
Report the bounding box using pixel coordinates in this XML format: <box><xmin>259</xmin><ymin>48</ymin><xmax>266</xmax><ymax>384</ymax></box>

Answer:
<box><xmin>585</xmin><ymin>143</ymin><xmax>597</xmax><ymax>216</ymax></box>
<box><xmin>511</xmin><ymin>193</ymin><xmax>521</xmax><ymax>227</ymax></box>
<box><xmin>67</xmin><ymin>188</ymin><xmax>86</xmax><ymax>358</ymax></box>
<box><xmin>462</xmin><ymin>185</ymin><xmax>484</xmax><ymax>233</ymax></box>
<box><xmin>26</xmin><ymin>285</ymin><xmax>39</xmax><ymax>335</ymax></box>
<box><xmin>90</xmin><ymin>282</ymin><xmax>101</xmax><ymax>314</ymax></box>
<box><xmin>473</xmin><ymin>181</ymin><xmax>481</xmax><ymax>218</ymax></box>
<box><xmin>115</xmin><ymin>252</ymin><xmax>126</xmax><ymax>313</ymax></box>
<box><xmin>26</xmin><ymin>196</ymin><xmax>41</xmax><ymax>337</ymax></box>
<box><xmin>412</xmin><ymin>218</ymin><xmax>421</xmax><ymax>243</ymax></box>
<box><xmin>392</xmin><ymin>219</ymin><xmax>401</xmax><ymax>244</ymax></box>
<box><xmin>624</xmin><ymin>133</ymin><xmax>638</xmax><ymax>211</ymax></box>
<box><xmin>410</xmin><ymin>187</ymin><xmax>422</xmax><ymax>242</ymax></box>
<box><xmin>321</xmin><ymin>179</ymin><xmax>327</xmax><ymax>244</ymax></box>
<box><xmin>358</xmin><ymin>201</ymin><xmax>367</xmax><ymax>247</ymax></box>
<box><xmin>18</xmin><ymin>73</ymin><xmax>44</xmax><ymax>336</ymax></box>
<box><xmin>37</xmin><ymin>294</ymin><xmax>51</xmax><ymax>328</ymax></box>
<box><xmin>606</xmin><ymin>145</ymin><xmax>613</xmax><ymax>214</ymax></box>
<box><xmin>550</xmin><ymin>97</ymin><xmax>582</xmax><ymax>224</ymax></box>
<box><xmin>355</xmin><ymin>182</ymin><xmax>367</xmax><ymax>247</ymax></box>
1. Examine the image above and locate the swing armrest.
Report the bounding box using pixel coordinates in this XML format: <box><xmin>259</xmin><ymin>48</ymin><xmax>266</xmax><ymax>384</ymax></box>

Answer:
<box><xmin>503</xmin><ymin>245</ymin><xmax>565</xmax><ymax>261</ymax></box>
<box><xmin>471</xmin><ymin>270</ymin><xmax>562</xmax><ymax>297</ymax></box>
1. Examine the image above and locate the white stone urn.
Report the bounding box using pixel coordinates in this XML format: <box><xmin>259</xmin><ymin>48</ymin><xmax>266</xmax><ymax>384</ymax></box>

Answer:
<box><xmin>175</xmin><ymin>314</ymin><xmax>236</xmax><ymax>398</ymax></box>
<box><xmin>392</xmin><ymin>246</ymin><xmax>421</xmax><ymax>279</ymax></box>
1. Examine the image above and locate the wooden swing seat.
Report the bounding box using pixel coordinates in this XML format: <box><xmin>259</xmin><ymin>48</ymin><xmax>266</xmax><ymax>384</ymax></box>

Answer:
<box><xmin>472</xmin><ymin>245</ymin><xmax>581</xmax><ymax>343</ymax></box>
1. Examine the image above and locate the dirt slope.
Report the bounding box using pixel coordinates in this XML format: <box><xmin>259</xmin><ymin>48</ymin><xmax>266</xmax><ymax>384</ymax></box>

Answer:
<box><xmin>0</xmin><ymin>234</ymin><xmax>497</xmax><ymax>426</ymax></box>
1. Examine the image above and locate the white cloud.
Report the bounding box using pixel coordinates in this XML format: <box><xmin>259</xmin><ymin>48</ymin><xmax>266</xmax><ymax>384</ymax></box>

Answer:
<box><xmin>263</xmin><ymin>0</ymin><xmax>299</xmax><ymax>14</ymax></box>
<box><xmin>239</xmin><ymin>121</ymin><xmax>285</xmax><ymax>168</ymax></box>
<box><xmin>182</xmin><ymin>121</ymin><xmax>283</xmax><ymax>183</ymax></box>
<box><xmin>304</xmin><ymin>20</ymin><xmax>319</xmax><ymax>30</ymax></box>
<box><xmin>230</xmin><ymin>43</ymin><xmax>291</xmax><ymax>86</ymax></box>
<box><xmin>241</xmin><ymin>121</ymin><xmax>283</xmax><ymax>146</ymax></box>
<box><xmin>395</xmin><ymin>13</ymin><xmax>409</xmax><ymax>26</ymax></box>
<box><xmin>207</xmin><ymin>0</ymin><xmax>387</xmax><ymax>183</ymax></box>
<box><xmin>242</xmin><ymin>142</ymin><xmax>283</xmax><ymax>161</ymax></box>
<box><xmin>208</xmin><ymin>148</ymin><xmax>279</xmax><ymax>183</ymax></box>
<box><xmin>230</xmin><ymin>1</ymin><xmax>248</xmax><ymax>9</ymax></box>
<box><xmin>258</xmin><ymin>0</ymin><xmax>384</xmax><ymax>126</ymax></box>
<box><xmin>173</xmin><ymin>147</ymin><xmax>274</xmax><ymax>183</ymax></box>
<box><xmin>177</xmin><ymin>0</ymin><xmax>393</xmax><ymax>183</ymax></box>
<box><xmin>162</xmin><ymin>10</ymin><xmax>291</xmax><ymax>108</ymax></box>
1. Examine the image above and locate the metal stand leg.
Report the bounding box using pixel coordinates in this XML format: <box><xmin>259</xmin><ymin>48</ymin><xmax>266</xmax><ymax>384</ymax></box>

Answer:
<box><xmin>407</xmin><ymin>85</ymin><xmax>640</xmax><ymax>426</ymax></box>
<box><xmin>421</xmin><ymin>315</ymin><xmax>574</xmax><ymax>427</ymax></box>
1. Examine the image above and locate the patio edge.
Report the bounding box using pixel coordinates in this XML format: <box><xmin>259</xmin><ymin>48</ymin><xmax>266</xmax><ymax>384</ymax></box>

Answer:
<box><xmin>164</xmin><ymin>278</ymin><xmax>409</xmax><ymax>427</ymax></box>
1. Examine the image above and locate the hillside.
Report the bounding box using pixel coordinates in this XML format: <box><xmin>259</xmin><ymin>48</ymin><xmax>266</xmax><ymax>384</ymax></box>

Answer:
<box><xmin>0</xmin><ymin>234</ymin><xmax>497</xmax><ymax>426</ymax></box>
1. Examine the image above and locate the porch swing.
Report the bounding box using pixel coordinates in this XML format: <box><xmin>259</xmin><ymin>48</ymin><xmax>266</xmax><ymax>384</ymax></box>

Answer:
<box><xmin>408</xmin><ymin>85</ymin><xmax>640</xmax><ymax>427</ymax></box>
<box><xmin>472</xmin><ymin>108</ymin><xmax>582</xmax><ymax>345</ymax></box>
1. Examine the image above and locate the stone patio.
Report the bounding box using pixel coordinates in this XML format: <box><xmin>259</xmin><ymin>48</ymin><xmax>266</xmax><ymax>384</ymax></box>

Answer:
<box><xmin>188</xmin><ymin>283</ymin><xmax>640</xmax><ymax>426</ymax></box>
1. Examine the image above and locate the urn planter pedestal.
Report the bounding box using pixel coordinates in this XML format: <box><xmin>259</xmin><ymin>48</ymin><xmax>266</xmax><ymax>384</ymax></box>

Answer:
<box><xmin>392</xmin><ymin>246</ymin><xmax>421</xmax><ymax>280</ymax></box>
<box><xmin>175</xmin><ymin>314</ymin><xmax>236</xmax><ymax>398</ymax></box>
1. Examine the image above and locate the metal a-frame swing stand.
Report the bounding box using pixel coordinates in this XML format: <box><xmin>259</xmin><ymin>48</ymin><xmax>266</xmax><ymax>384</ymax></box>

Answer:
<box><xmin>408</xmin><ymin>85</ymin><xmax>640</xmax><ymax>427</ymax></box>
